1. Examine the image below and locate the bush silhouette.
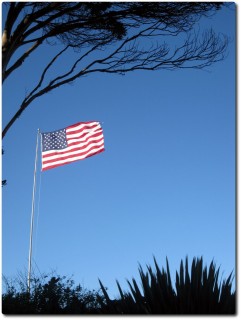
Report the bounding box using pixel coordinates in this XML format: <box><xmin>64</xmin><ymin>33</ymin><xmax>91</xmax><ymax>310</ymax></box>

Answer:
<box><xmin>2</xmin><ymin>273</ymin><xmax>104</xmax><ymax>314</ymax></box>
<box><xmin>2</xmin><ymin>256</ymin><xmax>235</xmax><ymax>314</ymax></box>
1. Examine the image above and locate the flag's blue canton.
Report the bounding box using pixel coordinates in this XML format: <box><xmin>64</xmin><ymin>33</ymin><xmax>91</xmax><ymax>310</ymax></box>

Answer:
<box><xmin>42</xmin><ymin>129</ymin><xmax>68</xmax><ymax>152</ymax></box>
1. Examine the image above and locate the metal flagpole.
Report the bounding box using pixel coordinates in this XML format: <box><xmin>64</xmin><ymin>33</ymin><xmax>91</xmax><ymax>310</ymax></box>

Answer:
<box><xmin>27</xmin><ymin>129</ymin><xmax>40</xmax><ymax>292</ymax></box>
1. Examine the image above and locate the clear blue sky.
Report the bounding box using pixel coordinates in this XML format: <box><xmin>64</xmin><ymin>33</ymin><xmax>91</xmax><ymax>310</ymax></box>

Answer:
<box><xmin>2</xmin><ymin>3</ymin><xmax>236</xmax><ymax>298</ymax></box>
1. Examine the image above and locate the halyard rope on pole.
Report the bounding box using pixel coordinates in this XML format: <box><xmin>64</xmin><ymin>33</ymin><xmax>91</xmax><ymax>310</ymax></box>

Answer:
<box><xmin>33</xmin><ymin>170</ymin><xmax>42</xmax><ymax>264</ymax></box>
<box><xmin>27</xmin><ymin>129</ymin><xmax>40</xmax><ymax>292</ymax></box>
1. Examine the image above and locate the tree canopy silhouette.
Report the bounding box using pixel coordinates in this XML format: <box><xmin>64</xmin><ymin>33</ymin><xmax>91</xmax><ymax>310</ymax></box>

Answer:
<box><xmin>2</xmin><ymin>273</ymin><xmax>104</xmax><ymax>314</ymax></box>
<box><xmin>2</xmin><ymin>2</ymin><xmax>228</xmax><ymax>138</ymax></box>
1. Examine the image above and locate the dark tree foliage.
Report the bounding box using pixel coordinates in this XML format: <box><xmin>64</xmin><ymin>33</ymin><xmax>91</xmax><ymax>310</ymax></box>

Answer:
<box><xmin>2</xmin><ymin>273</ymin><xmax>104</xmax><ymax>314</ymax></box>
<box><xmin>1</xmin><ymin>179</ymin><xmax>7</xmax><ymax>186</ymax></box>
<box><xmin>2</xmin><ymin>149</ymin><xmax>6</xmax><ymax>186</ymax></box>
<box><xmin>2</xmin><ymin>2</ymin><xmax>229</xmax><ymax>138</ymax></box>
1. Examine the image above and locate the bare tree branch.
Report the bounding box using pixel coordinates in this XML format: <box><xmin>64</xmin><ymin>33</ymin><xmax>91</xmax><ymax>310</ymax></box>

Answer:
<box><xmin>3</xmin><ymin>40</ymin><xmax>42</xmax><ymax>83</ymax></box>
<box><xmin>2</xmin><ymin>2</ymin><xmax>229</xmax><ymax>138</ymax></box>
<box><xmin>2</xmin><ymin>2</ymin><xmax>224</xmax><ymax>82</ymax></box>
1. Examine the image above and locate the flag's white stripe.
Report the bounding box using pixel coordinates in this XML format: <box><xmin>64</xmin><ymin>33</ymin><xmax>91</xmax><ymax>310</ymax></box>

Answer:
<box><xmin>43</xmin><ymin>139</ymin><xmax>104</xmax><ymax>161</ymax></box>
<box><xmin>42</xmin><ymin>133</ymin><xmax>104</xmax><ymax>155</ymax></box>
<box><xmin>42</xmin><ymin>145</ymin><xmax>104</xmax><ymax>169</ymax></box>
<box><xmin>66</xmin><ymin>127</ymin><xmax>102</xmax><ymax>140</ymax></box>
<box><xmin>66</xmin><ymin>122</ymin><xmax>100</xmax><ymax>133</ymax></box>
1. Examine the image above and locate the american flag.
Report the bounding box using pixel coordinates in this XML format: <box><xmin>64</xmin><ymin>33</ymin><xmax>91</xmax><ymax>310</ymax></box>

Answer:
<box><xmin>41</xmin><ymin>121</ymin><xmax>104</xmax><ymax>171</ymax></box>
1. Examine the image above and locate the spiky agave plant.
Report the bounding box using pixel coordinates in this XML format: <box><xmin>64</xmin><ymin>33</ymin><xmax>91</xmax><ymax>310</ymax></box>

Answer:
<box><xmin>175</xmin><ymin>257</ymin><xmax>235</xmax><ymax>314</ymax></box>
<box><xmin>99</xmin><ymin>256</ymin><xmax>235</xmax><ymax>314</ymax></box>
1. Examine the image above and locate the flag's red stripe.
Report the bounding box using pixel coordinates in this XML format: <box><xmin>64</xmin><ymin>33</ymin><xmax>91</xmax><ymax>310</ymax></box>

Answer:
<box><xmin>42</xmin><ymin>136</ymin><xmax>104</xmax><ymax>158</ymax></box>
<box><xmin>42</xmin><ymin>143</ymin><xmax>104</xmax><ymax>165</ymax></box>
<box><xmin>42</xmin><ymin>148</ymin><xmax>105</xmax><ymax>171</ymax></box>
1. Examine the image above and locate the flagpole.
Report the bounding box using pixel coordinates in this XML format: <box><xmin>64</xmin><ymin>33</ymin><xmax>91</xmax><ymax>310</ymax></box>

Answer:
<box><xmin>27</xmin><ymin>129</ymin><xmax>40</xmax><ymax>292</ymax></box>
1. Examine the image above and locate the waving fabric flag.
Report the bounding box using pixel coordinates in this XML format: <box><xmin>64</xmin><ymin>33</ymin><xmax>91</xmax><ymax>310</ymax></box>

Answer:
<box><xmin>41</xmin><ymin>121</ymin><xmax>104</xmax><ymax>171</ymax></box>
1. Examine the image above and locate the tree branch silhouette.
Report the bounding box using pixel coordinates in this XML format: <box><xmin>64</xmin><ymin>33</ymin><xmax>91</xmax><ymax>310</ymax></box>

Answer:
<box><xmin>2</xmin><ymin>2</ymin><xmax>228</xmax><ymax>138</ymax></box>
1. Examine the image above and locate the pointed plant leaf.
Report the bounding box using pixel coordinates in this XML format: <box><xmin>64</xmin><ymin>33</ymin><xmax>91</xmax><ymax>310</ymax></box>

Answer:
<box><xmin>185</xmin><ymin>256</ymin><xmax>190</xmax><ymax>286</ymax></box>
<box><xmin>99</xmin><ymin>279</ymin><xmax>112</xmax><ymax>307</ymax></box>
<box><xmin>116</xmin><ymin>280</ymin><xmax>125</xmax><ymax>300</ymax></box>
<box><xmin>180</xmin><ymin>260</ymin><xmax>184</xmax><ymax>287</ymax></box>
<box><xmin>166</xmin><ymin>257</ymin><xmax>172</xmax><ymax>288</ymax></box>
